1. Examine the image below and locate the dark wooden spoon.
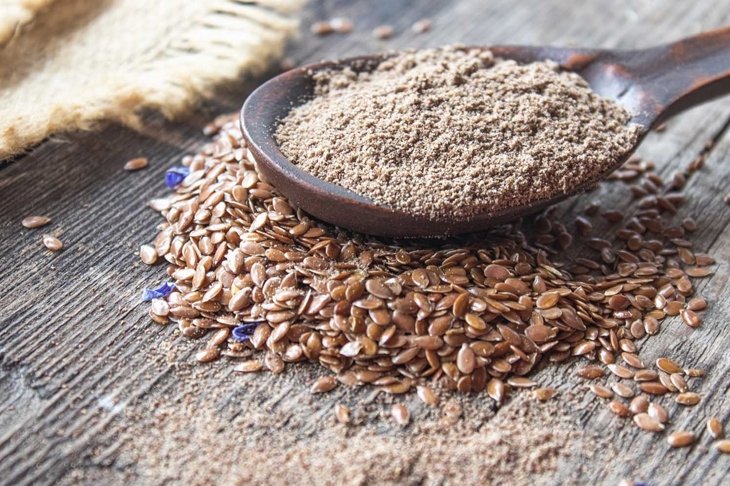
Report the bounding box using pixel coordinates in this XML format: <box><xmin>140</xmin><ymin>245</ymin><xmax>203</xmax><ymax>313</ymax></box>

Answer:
<box><xmin>242</xmin><ymin>27</ymin><xmax>730</xmax><ymax>238</ymax></box>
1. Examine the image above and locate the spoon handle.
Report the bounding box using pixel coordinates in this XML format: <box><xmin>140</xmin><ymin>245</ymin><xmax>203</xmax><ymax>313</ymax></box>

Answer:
<box><xmin>618</xmin><ymin>26</ymin><xmax>730</xmax><ymax>126</ymax></box>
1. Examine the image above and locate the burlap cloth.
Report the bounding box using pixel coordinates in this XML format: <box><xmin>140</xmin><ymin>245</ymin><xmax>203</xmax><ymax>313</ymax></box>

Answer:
<box><xmin>0</xmin><ymin>0</ymin><xmax>303</xmax><ymax>160</ymax></box>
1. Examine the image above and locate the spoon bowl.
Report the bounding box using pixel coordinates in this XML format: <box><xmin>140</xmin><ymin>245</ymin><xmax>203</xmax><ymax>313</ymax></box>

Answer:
<box><xmin>242</xmin><ymin>28</ymin><xmax>730</xmax><ymax>237</ymax></box>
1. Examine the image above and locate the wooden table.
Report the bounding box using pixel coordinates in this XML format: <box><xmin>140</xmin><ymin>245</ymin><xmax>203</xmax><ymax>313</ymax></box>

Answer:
<box><xmin>2</xmin><ymin>1</ymin><xmax>730</xmax><ymax>484</ymax></box>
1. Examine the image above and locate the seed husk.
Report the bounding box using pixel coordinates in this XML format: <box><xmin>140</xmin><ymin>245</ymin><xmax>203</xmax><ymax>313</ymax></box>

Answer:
<box><xmin>42</xmin><ymin>234</ymin><xmax>63</xmax><ymax>251</ymax></box>
<box><xmin>667</xmin><ymin>431</ymin><xmax>695</xmax><ymax>448</ymax></box>
<box><xmin>708</xmin><ymin>417</ymin><xmax>724</xmax><ymax>439</ymax></box>
<box><xmin>22</xmin><ymin>215</ymin><xmax>51</xmax><ymax>228</ymax></box>
<box><xmin>633</xmin><ymin>412</ymin><xmax>665</xmax><ymax>432</ymax></box>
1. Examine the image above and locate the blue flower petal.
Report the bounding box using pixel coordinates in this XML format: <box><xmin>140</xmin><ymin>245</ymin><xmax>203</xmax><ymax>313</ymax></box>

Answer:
<box><xmin>165</xmin><ymin>166</ymin><xmax>190</xmax><ymax>189</ymax></box>
<box><xmin>232</xmin><ymin>322</ymin><xmax>263</xmax><ymax>342</ymax></box>
<box><xmin>142</xmin><ymin>281</ymin><xmax>176</xmax><ymax>301</ymax></box>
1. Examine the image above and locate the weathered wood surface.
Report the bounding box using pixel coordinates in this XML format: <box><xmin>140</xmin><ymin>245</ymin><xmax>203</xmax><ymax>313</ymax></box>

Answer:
<box><xmin>2</xmin><ymin>0</ymin><xmax>730</xmax><ymax>484</ymax></box>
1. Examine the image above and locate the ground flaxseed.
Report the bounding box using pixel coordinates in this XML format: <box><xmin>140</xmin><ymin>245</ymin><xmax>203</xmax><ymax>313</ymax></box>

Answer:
<box><xmin>275</xmin><ymin>47</ymin><xmax>640</xmax><ymax>220</ymax></box>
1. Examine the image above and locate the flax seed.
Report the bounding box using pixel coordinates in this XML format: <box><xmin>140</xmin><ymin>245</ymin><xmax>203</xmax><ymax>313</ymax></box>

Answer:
<box><xmin>648</xmin><ymin>403</ymin><xmax>669</xmax><ymax>423</ymax></box>
<box><xmin>21</xmin><ymin>215</ymin><xmax>51</xmax><ymax>228</ymax></box>
<box><xmin>311</xmin><ymin>376</ymin><xmax>338</xmax><ymax>394</ymax></box>
<box><xmin>676</xmin><ymin>392</ymin><xmax>701</xmax><ymax>406</ymax></box>
<box><xmin>589</xmin><ymin>384</ymin><xmax>613</xmax><ymax>399</ymax></box>
<box><xmin>42</xmin><ymin>234</ymin><xmax>63</xmax><ymax>251</ymax></box>
<box><xmin>667</xmin><ymin>431</ymin><xmax>695</xmax><ymax>448</ymax></box>
<box><xmin>391</xmin><ymin>403</ymin><xmax>410</xmax><ymax>425</ymax></box>
<box><xmin>124</xmin><ymin>157</ymin><xmax>148</xmax><ymax>171</ymax></box>
<box><xmin>335</xmin><ymin>403</ymin><xmax>350</xmax><ymax>424</ymax></box>
<box><xmin>372</xmin><ymin>25</ymin><xmax>394</xmax><ymax>39</ymax></box>
<box><xmin>708</xmin><ymin>417</ymin><xmax>724</xmax><ymax>439</ymax></box>
<box><xmin>630</xmin><ymin>396</ymin><xmax>649</xmax><ymax>414</ymax></box>
<box><xmin>715</xmin><ymin>440</ymin><xmax>730</xmax><ymax>453</ymax></box>
<box><xmin>533</xmin><ymin>387</ymin><xmax>556</xmax><ymax>401</ymax></box>
<box><xmin>634</xmin><ymin>413</ymin><xmax>665</xmax><ymax>432</ymax></box>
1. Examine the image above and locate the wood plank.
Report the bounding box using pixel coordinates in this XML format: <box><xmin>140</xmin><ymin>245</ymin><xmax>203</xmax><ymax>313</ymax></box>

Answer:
<box><xmin>2</xmin><ymin>0</ymin><xmax>730</xmax><ymax>484</ymax></box>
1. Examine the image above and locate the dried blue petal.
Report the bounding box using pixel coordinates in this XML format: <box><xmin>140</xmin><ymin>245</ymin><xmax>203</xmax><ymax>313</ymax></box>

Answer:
<box><xmin>142</xmin><ymin>281</ymin><xmax>175</xmax><ymax>301</ymax></box>
<box><xmin>165</xmin><ymin>166</ymin><xmax>190</xmax><ymax>189</ymax></box>
<box><xmin>232</xmin><ymin>322</ymin><xmax>262</xmax><ymax>342</ymax></box>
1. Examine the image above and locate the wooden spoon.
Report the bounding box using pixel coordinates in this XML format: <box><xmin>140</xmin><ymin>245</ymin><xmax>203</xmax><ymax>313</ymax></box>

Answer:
<box><xmin>241</xmin><ymin>27</ymin><xmax>730</xmax><ymax>237</ymax></box>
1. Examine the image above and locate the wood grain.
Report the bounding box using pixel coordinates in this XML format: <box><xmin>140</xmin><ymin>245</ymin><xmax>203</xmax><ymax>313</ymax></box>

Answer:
<box><xmin>2</xmin><ymin>1</ymin><xmax>730</xmax><ymax>484</ymax></box>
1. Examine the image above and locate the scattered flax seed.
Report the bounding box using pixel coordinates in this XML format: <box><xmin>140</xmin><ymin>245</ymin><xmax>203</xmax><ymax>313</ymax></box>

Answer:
<box><xmin>676</xmin><ymin>392</ymin><xmax>701</xmax><ymax>406</ymax></box>
<box><xmin>611</xmin><ymin>382</ymin><xmax>634</xmax><ymax>399</ymax></box>
<box><xmin>329</xmin><ymin>17</ymin><xmax>353</xmax><ymax>33</ymax></box>
<box><xmin>634</xmin><ymin>413</ymin><xmax>665</xmax><ymax>432</ymax></box>
<box><xmin>411</xmin><ymin>18</ymin><xmax>432</xmax><ymax>33</ymax></box>
<box><xmin>416</xmin><ymin>385</ymin><xmax>439</xmax><ymax>406</ymax></box>
<box><xmin>630</xmin><ymin>396</ymin><xmax>650</xmax><ymax>414</ymax></box>
<box><xmin>714</xmin><ymin>440</ymin><xmax>730</xmax><ymax>454</ymax></box>
<box><xmin>667</xmin><ymin>431</ymin><xmax>696</xmax><ymax>448</ymax></box>
<box><xmin>195</xmin><ymin>347</ymin><xmax>219</xmax><ymax>363</ymax></box>
<box><xmin>234</xmin><ymin>360</ymin><xmax>263</xmax><ymax>373</ymax></box>
<box><xmin>724</xmin><ymin>194</ymin><xmax>730</xmax><ymax>205</ymax></box>
<box><xmin>311</xmin><ymin>376</ymin><xmax>338</xmax><ymax>394</ymax></box>
<box><xmin>640</xmin><ymin>382</ymin><xmax>669</xmax><ymax>395</ymax></box>
<box><xmin>334</xmin><ymin>403</ymin><xmax>350</xmax><ymax>424</ymax></box>
<box><xmin>685</xmin><ymin>368</ymin><xmax>705</xmax><ymax>378</ymax></box>
<box><xmin>648</xmin><ymin>403</ymin><xmax>669</xmax><ymax>423</ymax></box>
<box><xmin>577</xmin><ymin>366</ymin><xmax>605</xmax><ymax>380</ymax></box>
<box><xmin>21</xmin><ymin>215</ymin><xmax>51</xmax><ymax>228</ymax></box>
<box><xmin>372</xmin><ymin>24</ymin><xmax>394</xmax><ymax>39</ymax></box>
<box><xmin>708</xmin><ymin>417</ymin><xmax>724</xmax><ymax>439</ymax></box>
<box><xmin>656</xmin><ymin>358</ymin><xmax>682</xmax><ymax>374</ymax></box>
<box><xmin>589</xmin><ymin>384</ymin><xmax>613</xmax><ymax>399</ymax></box>
<box><xmin>124</xmin><ymin>157</ymin><xmax>148</xmax><ymax>171</ymax></box>
<box><xmin>139</xmin><ymin>245</ymin><xmax>158</xmax><ymax>265</ymax></box>
<box><xmin>608</xmin><ymin>400</ymin><xmax>631</xmax><ymax>418</ymax></box>
<box><xmin>507</xmin><ymin>377</ymin><xmax>537</xmax><ymax>388</ymax></box>
<box><xmin>533</xmin><ymin>388</ymin><xmax>556</xmax><ymax>401</ymax></box>
<box><xmin>142</xmin><ymin>114</ymin><xmax>716</xmax><ymax>432</ymax></box>
<box><xmin>310</xmin><ymin>21</ymin><xmax>333</xmax><ymax>36</ymax></box>
<box><xmin>42</xmin><ymin>234</ymin><xmax>63</xmax><ymax>251</ymax></box>
<box><xmin>391</xmin><ymin>403</ymin><xmax>410</xmax><ymax>425</ymax></box>
<box><xmin>680</xmin><ymin>309</ymin><xmax>701</xmax><ymax>328</ymax></box>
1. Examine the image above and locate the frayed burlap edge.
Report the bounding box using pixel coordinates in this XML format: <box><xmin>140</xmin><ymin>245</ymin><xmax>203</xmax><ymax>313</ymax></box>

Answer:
<box><xmin>0</xmin><ymin>0</ymin><xmax>56</xmax><ymax>46</ymax></box>
<box><xmin>0</xmin><ymin>0</ymin><xmax>304</xmax><ymax>160</ymax></box>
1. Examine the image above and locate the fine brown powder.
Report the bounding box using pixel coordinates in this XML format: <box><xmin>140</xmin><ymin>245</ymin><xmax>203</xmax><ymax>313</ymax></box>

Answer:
<box><xmin>275</xmin><ymin>47</ymin><xmax>640</xmax><ymax>220</ymax></box>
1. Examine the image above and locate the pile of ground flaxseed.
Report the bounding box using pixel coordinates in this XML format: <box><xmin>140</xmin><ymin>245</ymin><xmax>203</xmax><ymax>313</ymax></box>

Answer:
<box><xmin>275</xmin><ymin>47</ymin><xmax>640</xmax><ymax>220</ymax></box>
<box><xmin>138</xmin><ymin>111</ymin><xmax>729</xmax><ymax>452</ymax></box>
